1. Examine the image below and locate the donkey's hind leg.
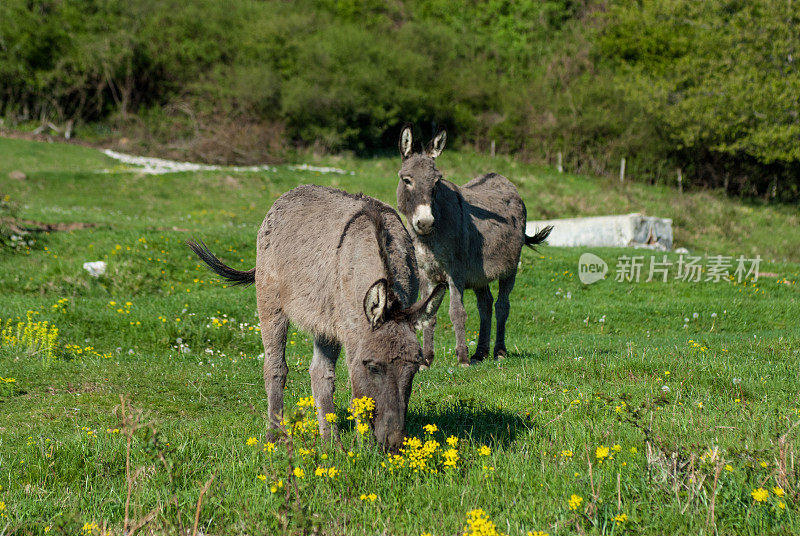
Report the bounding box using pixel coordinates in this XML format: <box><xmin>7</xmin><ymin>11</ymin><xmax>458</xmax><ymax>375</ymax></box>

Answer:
<box><xmin>309</xmin><ymin>337</ymin><xmax>341</xmax><ymax>440</ymax></box>
<box><xmin>472</xmin><ymin>286</ymin><xmax>493</xmax><ymax>363</ymax></box>
<box><xmin>448</xmin><ymin>276</ymin><xmax>470</xmax><ymax>366</ymax></box>
<box><xmin>258</xmin><ymin>295</ymin><xmax>290</xmax><ymax>441</ymax></box>
<box><xmin>494</xmin><ymin>271</ymin><xmax>517</xmax><ymax>359</ymax></box>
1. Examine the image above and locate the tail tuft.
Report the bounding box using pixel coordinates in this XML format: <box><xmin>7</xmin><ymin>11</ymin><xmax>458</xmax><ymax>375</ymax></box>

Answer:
<box><xmin>524</xmin><ymin>225</ymin><xmax>554</xmax><ymax>250</ymax></box>
<box><xmin>186</xmin><ymin>239</ymin><xmax>255</xmax><ymax>286</ymax></box>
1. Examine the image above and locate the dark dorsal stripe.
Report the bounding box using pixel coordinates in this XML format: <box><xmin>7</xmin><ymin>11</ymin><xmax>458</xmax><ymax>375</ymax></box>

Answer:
<box><xmin>337</xmin><ymin>195</ymin><xmax>398</xmax><ymax>287</ymax></box>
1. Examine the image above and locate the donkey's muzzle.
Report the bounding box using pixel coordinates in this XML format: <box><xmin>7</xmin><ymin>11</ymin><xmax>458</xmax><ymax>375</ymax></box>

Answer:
<box><xmin>412</xmin><ymin>205</ymin><xmax>435</xmax><ymax>235</ymax></box>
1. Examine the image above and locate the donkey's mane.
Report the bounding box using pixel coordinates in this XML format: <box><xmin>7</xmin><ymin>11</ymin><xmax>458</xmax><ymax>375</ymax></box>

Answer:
<box><xmin>336</xmin><ymin>194</ymin><xmax>399</xmax><ymax>287</ymax></box>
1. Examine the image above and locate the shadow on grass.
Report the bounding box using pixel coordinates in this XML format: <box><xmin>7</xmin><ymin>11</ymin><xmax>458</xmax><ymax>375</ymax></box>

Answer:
<box><xmin>406</xmin><ymin>398</ymin><xmax>530</xmax><ymax>447</ymax></box>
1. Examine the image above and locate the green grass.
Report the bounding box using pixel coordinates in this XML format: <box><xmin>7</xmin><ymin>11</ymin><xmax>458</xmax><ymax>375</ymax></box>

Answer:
<box><xmin>1</xmin><ymin>137</ymin><xmax>799</xmax><ymax>535</ymax></box>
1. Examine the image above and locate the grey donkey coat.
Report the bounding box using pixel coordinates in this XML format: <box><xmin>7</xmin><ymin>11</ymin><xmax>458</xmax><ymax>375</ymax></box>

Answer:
<box><xmin>187</xmin><ymin>185</ymin><xmax>445</xmax><ymax>451</ymax></box>
<box><xmin>396</xmin><ymin>126</ymin><xmax>552</xmax><ymax>367</ymax></box>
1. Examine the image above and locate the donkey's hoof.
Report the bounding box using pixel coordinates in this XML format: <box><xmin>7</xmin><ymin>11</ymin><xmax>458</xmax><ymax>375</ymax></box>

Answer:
<box><xmin>494</xmin><ymin>348</ymin><xmax>507</xmax><ymax>360</ymax></box>
<box><xmin>468</xmin><ymin>358</ymin><xmax>484</xmax><ymax>366</ymax></box>
<box><xmin>471</xmin><ymin>349</ymin><xmax>489</xmax><ymax>362</ymax></box>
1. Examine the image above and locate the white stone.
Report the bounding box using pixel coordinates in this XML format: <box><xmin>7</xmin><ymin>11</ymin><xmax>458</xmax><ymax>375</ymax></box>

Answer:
<box><xmin>83</xmin><ymin>260</ymin><xmax>107</xmax><ymax>277</ymax></box>
<box><xmin>527</xmin><ymin>213</ymin><xmax>673</xmax><ymax>250</ymax></box>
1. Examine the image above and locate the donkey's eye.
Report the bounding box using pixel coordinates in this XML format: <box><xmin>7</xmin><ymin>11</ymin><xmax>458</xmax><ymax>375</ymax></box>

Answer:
<box><xmin>364</xmin><ymin>360</ymin><xmax>384</xmax><ymax>375</ymax></box>
<box><xmin>401</xmin><ymin>176</ymin><xmax>412</xmax><ymax>186</ymax></box>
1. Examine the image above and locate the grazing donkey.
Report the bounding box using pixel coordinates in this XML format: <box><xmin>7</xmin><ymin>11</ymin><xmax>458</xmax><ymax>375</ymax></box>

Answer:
<box><xmin>396</xmin><ymin>125</ymin><xmax>552</xmax><ymax>367</ymax></box>
<box><xmin>187</xmin><ymin>185</ymin><xmax>445</xmax><ymax>452</ymax></box>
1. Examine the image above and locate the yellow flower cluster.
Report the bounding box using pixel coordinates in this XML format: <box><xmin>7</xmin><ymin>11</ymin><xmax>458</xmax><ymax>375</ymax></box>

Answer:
<box><xmin>1</xmin><ymin>312</ymin><xmax>59</xmax><ymax>361</ymax></box>
<box><xmin>63</xmin><ymin>344</ymin><xmax>113</xmax><ymax>359</ymax></box>
<box><xmin>568</xmin><ymin>494</ymin><xmax>583</xmax><ymax>511</ymax></box>
<box><xmin>348</xmin><ymin>396</ymin><xmax>375</xmax><ymax>436</ymax></box>
<box><xmin>81</xmin><ymin>522</ymin><xmax>99</xmax><ymax>535</ymax></box>
<box><xmin>751</xmin><ymin>488</ymin><xmax>769</xmax><ymax>502</ymax></box>
<box><xmin>392</xmin><ymin>436</ymin><xmax>441</xmax><ymax>473</ymax></box>
<box><xmin>107</xmin><ymin>301</ymin><xmax>133</xmax><ymax>314</ymax></box>
<box><xmin>613</xmin><ymin>513</ymin><xmax>628</xmax><ymax>525</ymax></box>
<box><xmin>314</xmin><ymin>466</ymin><xmax>339</xmax><ymax>478</ymax></box>
<box><xmin>463</xmin><ymin>509</ymin><xmax>507</xmax><ymax>536</ymax></box>
<box><xmin>442</xmin><ymin>448</ymin><xmax>459</xmax><ymax>467</ymax></box>
<box><xmin>360</xmin><ymin>493</ymin><xmax>378</xmax><ymax>502</ymax></box>
<box><xmin>52</xmin><ymin>298</ymin><xmax>70</xmax><ymax>313</ymax></box>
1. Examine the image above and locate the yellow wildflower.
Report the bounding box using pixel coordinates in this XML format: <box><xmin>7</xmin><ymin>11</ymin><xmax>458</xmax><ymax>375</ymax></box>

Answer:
<box><xmin>325</xmin><ymin>413</ymin><xmax>337</xmax><ymax>423</ymax></box>
<box><xmin>423</xmin><ymin>423</ymin><xmax>438</xmax><ymax>434</ymax></box>
<box><xmin>257</xmin><ymin>474</ymin><xmax>267</xmax><ymax>481</ymax></box>
<box><xmin>751</xmin><ymin>488</ymin><xmax>769</xmax><ymax>502</ymax></box>
<box><xmin>595</xmin><ymin>445</ymin><xmax>610</xmax><ymax>463</ymax></box>
<box><xmin>296</xmin><ymin>396</ymin><xmax>315</xmax><ymax>408</ymax></box>
<box><xmin>724</xmin><ymin>464</ymin><xmax>733</xmax><ymax>472</ymax></box>
<box><xmin>246</xmin><ymin>437</ymin><xmax>258</xmax><ymax>446</ymax></box>
<box><xmin>613</xmin><ymin>513</ymin><xmax>628</xmax><ymax>525</ymax></box>
<box><xmin>773</xmin><ymin>487</ymin><xmax>785</xmax><ymax>497</ymax></box>
<box><xmin>293</xmin><ymin>467</ymin><xmax>305</xmax><ymax>479</ymax></box>
<box><xmin>478</xmin><ymin>445</ymin><xmax>491</xmax><ymax>456</ymax></box>
<box><xmin>778</xmin><ymin>501</ymin><xmax>786</xmax><ymax>510</ymax></box>
<box><xmin>463</xmin><ymin>509</ymin><xmax>506</xmax><ymax>536</ymax></box>
<box><xmin>560</xmin><ymin>449</ymin><xmax>573</xmax><ymax>458</ymax></box>
<box><xmin>360</xmin><ymin>493</ymin><xmax>378</xmax><ymax>502</ymax></box>
<box><xmin>446</xmin><ymin>435</ymin><xmax>458</xmax><ymax>447</ymax></box>
<box><xmin>81</xmin><ymin>522</ymin><xmax>99</xmax><ymax>535</ymax></box>
<box><xmin>263</xmin><ymin>442</ymin><xmax>276</xmax><ymax>453</ymax></box>
<box><xmin>568</xmin><ymin>494</ymin><xmax>583</xmax><ymax>511</ymax></box>
<box><xmin>442</xmin><ymin>448</ymin><xmax>459</xmax><ymax>467</ymax></box>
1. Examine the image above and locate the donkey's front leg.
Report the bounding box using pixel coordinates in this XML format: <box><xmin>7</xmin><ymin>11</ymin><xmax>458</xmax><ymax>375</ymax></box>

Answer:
<box><xmin>309</xmin><ymin>337</ymin><xmax>341</xmax><ymax>439</ymax></box>
<box><xmin>419</xmin><ymin>273</ymin><xmax>441</xmax><ymax>369</ymax></box>
<box><xmin>448</xmin><ymin>277</ymin><xmax>469</xmax><ymax>366</ymax></box>
<box><xmin>259</xmin><ymin>309</ymin><xmax>289</xmax><ymax>441</ymax></box>
<box><xmin>472</xmin><ymin>286</ymin><xmax>493</xmax><ymax>363</ymax></box>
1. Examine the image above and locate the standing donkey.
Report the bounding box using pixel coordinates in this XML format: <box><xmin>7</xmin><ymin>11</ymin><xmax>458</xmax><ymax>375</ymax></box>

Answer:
<box><xmin>395</xmin><ymin>125</ymin><xmax>552</xmax><ymax>367</ymax></box>
<box><xmin>187</xmin><ymin>185</ymin><xmax>445</xmax><ymax>452</ymax></box>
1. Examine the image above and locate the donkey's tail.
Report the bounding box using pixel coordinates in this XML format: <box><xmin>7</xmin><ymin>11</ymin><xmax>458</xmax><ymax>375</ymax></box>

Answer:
<box><xmin>186</xmin><ymin>239</ymin><xmax>255</xmax><ymax>286</ymax></box>
<box><xmin>524</xmin><ymin>225</ymin><xmax>554</xmax><ymax>249</ymax></box>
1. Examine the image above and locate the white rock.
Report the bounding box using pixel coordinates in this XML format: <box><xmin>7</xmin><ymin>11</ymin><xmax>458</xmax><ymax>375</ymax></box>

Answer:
<box><xmin>527</xmin><ymin>213</ymin><xmax>673</xmax><ymax>250</ymax></box>
<box><xmin>83</xmin><ymin>260</ymin><xmax>107</xmax><ymax>277</ymax></box>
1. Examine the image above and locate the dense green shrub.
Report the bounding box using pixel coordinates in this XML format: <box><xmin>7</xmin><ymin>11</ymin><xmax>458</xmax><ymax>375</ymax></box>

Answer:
<box><xmin>0</xmin><ymin>0</ymin><xmax>797</xmax><ymax>197</ymax></box>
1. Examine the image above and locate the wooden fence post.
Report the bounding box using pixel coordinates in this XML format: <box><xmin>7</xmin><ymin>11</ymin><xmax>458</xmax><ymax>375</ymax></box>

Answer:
<box><xmin>619</xmin><ymin>158</ymin><xmax>626</xmax><ymax>183</ymax></box>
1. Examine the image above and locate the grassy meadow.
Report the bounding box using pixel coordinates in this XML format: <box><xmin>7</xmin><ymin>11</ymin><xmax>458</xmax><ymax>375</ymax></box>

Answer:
<box><xmin>1</xmin><ymin>136</ymin><xmax>800</xmax><ymax>535</ymax></box>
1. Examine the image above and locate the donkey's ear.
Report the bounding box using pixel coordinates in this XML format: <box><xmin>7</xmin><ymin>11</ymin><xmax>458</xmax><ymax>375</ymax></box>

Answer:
<box><xmin>399</xmin><ymin>124</ymin><xmax>413</xmax><ymax>159</ymax></box>
<box><xmin>405</xmin><ymin>283</ymin><xmax>447</xmax><ymax>330</ymax></box>
<box><xmin>364</xmin><ymin>279</ymin><xmax>389</xmax><ymax>329</ymax></box>
<box><xmin>426</xmin><ymin>130</ymin><xmax>447</xmax><ymax>159</ymax></box>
